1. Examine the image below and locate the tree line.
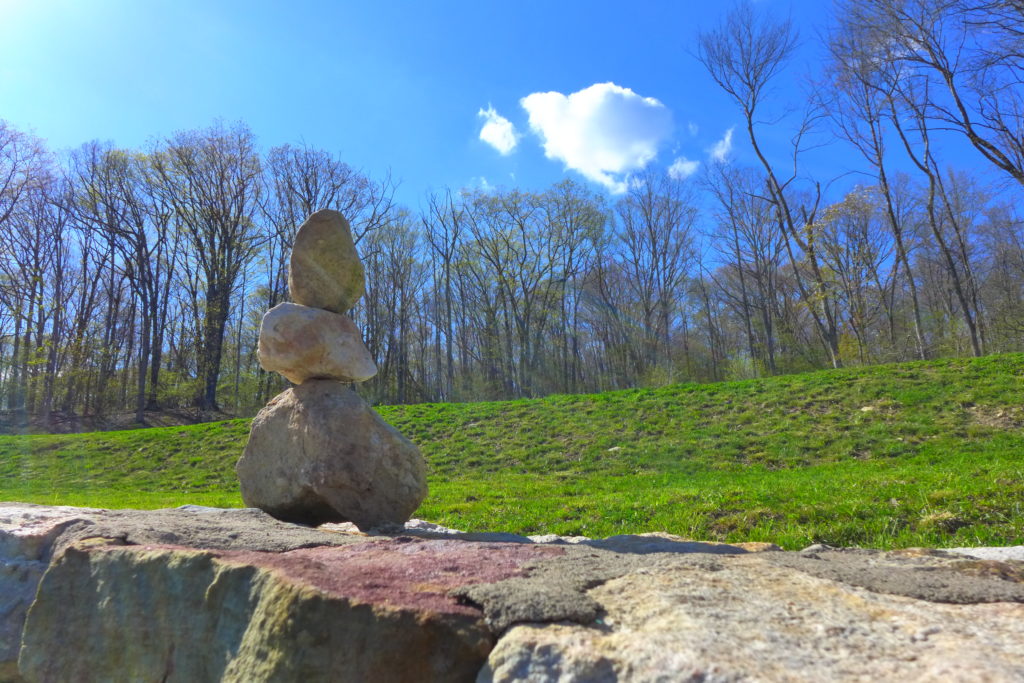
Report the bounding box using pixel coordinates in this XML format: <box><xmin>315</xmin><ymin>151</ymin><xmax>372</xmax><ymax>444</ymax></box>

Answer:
<box><xmin>0</xmin><ymin>0</ymin><xmax>1021</xmax><ymax>428</ymax></box>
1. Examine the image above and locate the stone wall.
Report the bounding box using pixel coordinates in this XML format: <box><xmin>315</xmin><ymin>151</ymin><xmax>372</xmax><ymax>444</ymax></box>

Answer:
<box><xmin>2</xmin><ymin>503</ymin><xmax>1022</xmax><ymax>682</ymax></box>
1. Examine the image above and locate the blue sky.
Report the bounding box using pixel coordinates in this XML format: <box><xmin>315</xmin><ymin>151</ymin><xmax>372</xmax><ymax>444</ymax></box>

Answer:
<box><xmin>0</xmin><ymin>0</ymin><xmax>992</xmax><ymax>209</ymax></box>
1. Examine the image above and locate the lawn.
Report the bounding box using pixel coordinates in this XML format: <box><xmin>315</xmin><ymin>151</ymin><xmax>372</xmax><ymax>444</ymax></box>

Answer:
<box><xmin>2</xmin><ymin>354</ymin><xmax>1022</xmax><ymax>550</ymax></box>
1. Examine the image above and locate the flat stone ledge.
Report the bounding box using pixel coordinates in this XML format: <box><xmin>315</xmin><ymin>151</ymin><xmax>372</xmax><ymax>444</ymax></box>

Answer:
<box><xmin>3</xmin><ymin>503</ymin><xmax>1023</xmax><ymax>682</ymax></box>
<box><xmin>946</xmin><ymin>545</ymin><xmax>1024</xmax><ymax>562</ymax></box>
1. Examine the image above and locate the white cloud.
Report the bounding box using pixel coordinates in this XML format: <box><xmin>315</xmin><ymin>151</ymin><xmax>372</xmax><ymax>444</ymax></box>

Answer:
<box><xmin>520</xmin><ymin>82</ymin><xmax>673</xmax><ymax>193</ymax></box>
<box><xmin>710</xmin><ymin>127</ymin><xmax>734</xmax><ymax>162</ymax></box>
<box><xmin>478</xmin><ymin>106</ymin><xmax>519</xmax><ymax>155</ymax></box>
<box><xmin>466</xmin><ymin>176</ymin><xmax>493</xmax><ymax>191</ymax></box>
<box><xmin>668</xmin><ymin>157</ymin><xmax>700</xmax><ymax>180</ymax></box>
<box><xmin>687</xmin><ymin>121</ymin><xmax>699</xmax><ymax>136</ymax></box>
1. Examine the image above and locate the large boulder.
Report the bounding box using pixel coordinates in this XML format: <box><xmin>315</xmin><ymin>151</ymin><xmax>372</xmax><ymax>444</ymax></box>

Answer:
<box><xmin>236</xmin><ymin>381</ymin><xmax>428</xmax><ymax>528</ymax></box>
<box><xmin>258</xmin><ymin>302</ymin><xmax>376</xmax><ymax>384</ymax></box>
<box><xmin>288</xmin><ymin>209</ymin><xmax>364</xmax><ymax>314</ymax></box>
<box><xmin>0</xmin><ymin>504</ymin><xmax>361</xmax><ymax>681</ymax></box>
<box><xmin>0</xmin><ymin>505</ymin><xmax>101</xmax><ymax>682</ymax></box>
<box><xmin>18</xmin><ymin>540</ymin><xmax>541</xmax><ymax>683</ymax></box>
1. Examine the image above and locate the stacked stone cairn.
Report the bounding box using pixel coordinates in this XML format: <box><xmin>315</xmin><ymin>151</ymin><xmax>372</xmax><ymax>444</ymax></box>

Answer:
<box><xmin>236</xmin><ymin>209</ymin><xmax>428</xmax><ymax>530</ymax></box>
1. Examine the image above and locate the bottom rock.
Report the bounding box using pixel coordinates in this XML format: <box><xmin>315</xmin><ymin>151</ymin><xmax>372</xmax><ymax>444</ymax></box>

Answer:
<box><xmin>18</xmin><ymin>538</ymin><xmax>561</xmax><ymax>683</ymax></box>
<box><xmin>236</xmin><ymin>380</ymin><xmax>428</xmax><ymax>528</ymax></box>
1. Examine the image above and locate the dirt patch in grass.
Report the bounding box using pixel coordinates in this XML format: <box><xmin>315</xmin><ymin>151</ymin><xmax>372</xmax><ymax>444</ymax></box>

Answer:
<box><xmin>965</xmin><ymin>405</ymin><xmax>1024</xmax><ymax>430</ymax></box>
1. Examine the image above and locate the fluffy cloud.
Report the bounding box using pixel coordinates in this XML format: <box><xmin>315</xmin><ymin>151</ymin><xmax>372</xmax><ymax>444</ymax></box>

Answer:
<box><xmin>710</xmin><ymin>127</ymin><xmax>735</xmax><ymax>162</ymax></box>
<box><xmin>520</xmin><ymin>82</ymin><xmax>673</xmax><ymax>193</ymax></box>
<box><xmin>668</xmin><ymin>157</ymin><xmax>700</xmax><ymax>180</ymax></box>
<box><xmin>478</xmin><ymin>106</ymin><xmax>519</xmax><ymax>155</ymax></box>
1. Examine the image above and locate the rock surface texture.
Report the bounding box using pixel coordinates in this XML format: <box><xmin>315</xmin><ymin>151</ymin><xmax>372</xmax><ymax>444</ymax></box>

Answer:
<box><xmin>0</xmin><ymin>504</ymin><xmax>359</xmax><ymax>683</ymax></box>
<box><xmin>237</xmin><ymin>380</ymin><xmax>428</xmax><ymax>527</ymax></box>
<box><xmin>0</xmin><ymin>505</ymin><xmax>100</xmax><ymax>683</ymax></box>
<box><xmin>3</xmin><ymin>503</ymin><xmax>1024</xmax><ymax>683</ymax></box>
<box><xmin>288</xmin><ymin>209</ymin><xmax>365</xmax><ymax>314</ymax></box>
<box><xmin>258</xmin><ymin>302</ymin><xmax>377</xmax><ymax>384</ymax></box>
<box><xmin>242</xmin><ymin>209</ymin><xmax>427</xmax><ymax>529</ymax></box>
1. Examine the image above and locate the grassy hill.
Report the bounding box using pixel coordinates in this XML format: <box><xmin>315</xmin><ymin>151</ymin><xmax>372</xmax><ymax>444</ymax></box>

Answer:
<box><xmin>2</xmin><ymin>354</ymin><xmax>1022</xmax><ymax>550</ymax></box>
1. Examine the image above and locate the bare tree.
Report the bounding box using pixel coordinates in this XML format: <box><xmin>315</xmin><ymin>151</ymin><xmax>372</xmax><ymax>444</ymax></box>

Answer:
<box><xmin>704</xmin><ymin>163</ymin><xmax>786</xmax><ymax>373</ymax></box>
<box><xmin>614</xmin><ymin>169</ymin><xmax>698</xmax><ymax>381</ymax></box>
<box><xmin>66</xmin><ymin>143</ymin><xmax>181</xmax><ymax>422</ymax></box>
<box><xmin>825</xmin><ymin>16</ymin><xmax>929</xmax><ymax>358</ymax></box>
<box><xmin>697</xmin><ymin>1</ymin><xmax>842</xmax><ymax>367</ymax></box>
<box><xmin>0</xmin><ymin>122</ymin><xmax>47</xmax><ymax>227</ymax></box>
<box><xmin>836</xmin><ymin>0</ymin><xmax>1024</xmax><ymax>186</ymax></box>
<box><xmin>884</xmin><ymin>73</ymin><xmax>987</xmax><ymax>355</ymax></box>
<box><xmin>150</xmin><ymin>122</ymin><xmax>264</xmax><ymax>411</ymax></box>
<box><xmin>0</xmin><ymin>123</ymin><xmax>48</xmax><ymax>415</ymax></box>
<box><xmin>0</xmin><ymin>179</ymin><xmax>61</xmax><ymax>417</ymax></box>
<box><xmin>817</xmin><ymin>189</ymin><xmax>895</xmax><ymax>364</ymax></box>
<box><xmin>541</xmin><ymin>180</ymin><xmax>605</xmax><ymax>392</ymax></box>
<box><xmin>361</xmin><ymin>211</ymin><xmax>428</xmax><ymax>403</ymax></box>
<box><xmin>423</xmin><ymin>189</ymin><xmax>465</xmax><ymax>400</ymax></box>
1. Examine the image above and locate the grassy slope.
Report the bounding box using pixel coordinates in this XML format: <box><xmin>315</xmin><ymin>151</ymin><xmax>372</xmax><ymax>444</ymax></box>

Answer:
<box><xmin>1</xmin><ymin>354</ymin><xmax>1022</xmax><ymax>549</ymax></box>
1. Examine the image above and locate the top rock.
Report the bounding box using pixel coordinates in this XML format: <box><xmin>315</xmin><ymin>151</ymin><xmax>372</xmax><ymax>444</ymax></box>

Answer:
<box><xmin>289</xmin><ymin>209</ymin><xmax>365</xmax><ymax>313</ymax></box>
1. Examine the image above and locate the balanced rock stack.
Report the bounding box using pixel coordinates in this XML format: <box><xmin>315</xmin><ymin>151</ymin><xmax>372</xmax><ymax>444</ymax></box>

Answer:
<box><xmin>236</xmin><ymin>209</ymin><xmax>428</xmax><ymax>530</ymax></box>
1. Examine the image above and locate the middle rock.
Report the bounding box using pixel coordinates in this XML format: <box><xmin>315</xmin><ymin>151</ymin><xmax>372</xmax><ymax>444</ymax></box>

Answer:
<box><xmin>258</xmin><ymin>302</ymin><xmax>377</xmax><ymax>384</ymax></box>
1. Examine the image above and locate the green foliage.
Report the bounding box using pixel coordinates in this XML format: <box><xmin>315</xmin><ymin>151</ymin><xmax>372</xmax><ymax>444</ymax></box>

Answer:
<box><xmin>155</xmin><ymin>370</ymin><xmax>203</xmax><ymax>409</ymax></box>
<box><xmin>1</xmin><ymin>354</ymin><xmax>1022</xmax><ymax>549</ymax></box>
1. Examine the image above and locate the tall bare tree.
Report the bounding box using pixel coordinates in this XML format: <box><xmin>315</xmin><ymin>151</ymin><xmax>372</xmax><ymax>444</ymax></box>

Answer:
<box><xmin>150</xmin><ymin>122</ymin><xmax>264</xmax><ymax>410</ymax></box>
<box><xmin>825</xmin><ymin>16</ymin><xmax>929</xmax><ymax>358</ymax></box>
<box><xmin>704</xmin><ymin>164</ymin><xmax>786</xmax><ymax>373</ymax></box>
<box><xmin>614</xmin><ymin>169</ymin><xmax>698</xmax><ymax>381</ymax></box>
<box><xmin>697</xmin><ymin>1</ymin><xmax>842</xmax><ymax>367</ymax></box>
<box><xmin>836</xmin><ymin>0</ymin><xmax>1024</xmax><ymax>187</ymax></box>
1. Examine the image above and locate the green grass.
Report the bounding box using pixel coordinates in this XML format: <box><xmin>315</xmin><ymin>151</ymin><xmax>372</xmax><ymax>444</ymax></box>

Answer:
<box><xmin>2</xmin><ymin>354</ymin><xmax>1023</xmax><ymax>550</ymax></box>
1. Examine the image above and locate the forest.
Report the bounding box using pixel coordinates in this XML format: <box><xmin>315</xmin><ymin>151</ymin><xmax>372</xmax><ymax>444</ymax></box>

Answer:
<box><xmin>0</xmin><ymin>0</ymin><xmax>1022</xmax><ymax>427</ymax></box>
